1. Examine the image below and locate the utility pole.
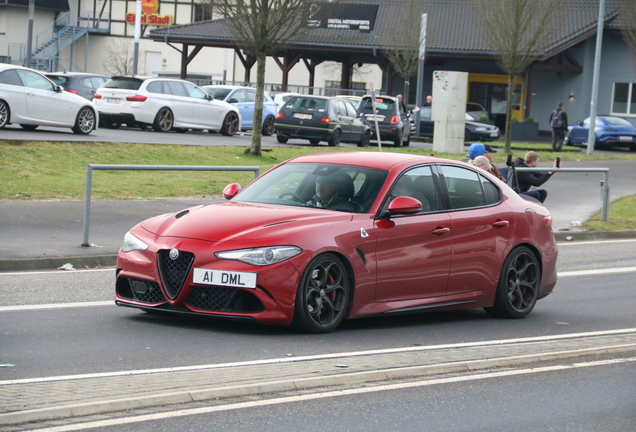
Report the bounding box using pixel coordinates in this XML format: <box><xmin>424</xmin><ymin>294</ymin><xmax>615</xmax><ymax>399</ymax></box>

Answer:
<box><xmin>586</xmin><ymin>0</ymin><xmax>605</xmax><ymax>155</ymax></box>
<box><xmin>133</xmin><ymin>0</ymin><xmax>142</xmax><ymax>76</ymax></box>
<box><xmin>25</xmin><ymin>0</ymin><xmax>35</xmax><ymax>68</ymax></box>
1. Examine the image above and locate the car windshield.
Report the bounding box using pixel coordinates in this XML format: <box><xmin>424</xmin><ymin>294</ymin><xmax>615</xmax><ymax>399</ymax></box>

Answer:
<box><xmin>602</xmin><ymin>116</ymin><xmax>634</xmax><ymax>127</ymax></box>
<box><xmin>47</xmin><ymin>76</ymin><xmax>69</xmax><ymax>86</ymax></box>
<box><xmin>358</xmin><ymin>97</ymin><xmax>396</xmax><ymax>114</ymax></box>
<box><xmin>232</xmin><ymin>163</ymin><xmax>389</xmax><ymax>213</ymax></box>
<box><xmin>203</xmin><ymin>87</ymin><xmax>232</xmax><ymax>100</ymax></box>
<box><xmin>103</xmin><ymin>78</ymin><xmax>144</xmax><ymax>90</ymax></box>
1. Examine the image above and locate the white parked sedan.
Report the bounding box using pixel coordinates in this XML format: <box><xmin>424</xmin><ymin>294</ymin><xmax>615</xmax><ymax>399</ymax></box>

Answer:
<box><xmin>0</xmin><ymin>63</ymin><xmax>97</xmax><ymax>135</ymax></box>
<box><xmin>93</xmin><ymin>76</ymin><xmax>241</xmax><ymax>135</ymax></box>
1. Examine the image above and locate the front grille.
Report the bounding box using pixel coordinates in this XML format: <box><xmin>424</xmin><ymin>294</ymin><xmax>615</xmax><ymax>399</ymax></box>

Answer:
<box><xmin>157</xmin><ymin>249</ymin><xmax>195</xmax><ymax>299</ymax></box>
<box><xmin>186</xmin><ymin>286</ymin><xmax>265</xmax><ymax>313</ymax></box>
<box><xmin>117</xmin><ymin>277</ymin><xmax>166</xmax><ymax>304</ymax></box>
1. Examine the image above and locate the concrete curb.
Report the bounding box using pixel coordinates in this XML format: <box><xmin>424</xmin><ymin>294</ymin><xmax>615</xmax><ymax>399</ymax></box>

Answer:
<box><xmin>2</xmin><ymin>343</ymin><xmax>635</xmax><ymax>427</ymax></box>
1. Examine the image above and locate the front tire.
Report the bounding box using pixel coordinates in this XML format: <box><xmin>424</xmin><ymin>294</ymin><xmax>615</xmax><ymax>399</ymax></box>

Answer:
<box><xmin>153</xmin><ymin>108</ymin><xmax>173</xmax><ymax>132</ymax></box>
<box><xmin>262</xmin><ymin>115</ymin><xmax>276</xmax><ymax>136</ymax></box>
<box><xmin>72</xmin><ymin>106</ymin><xmax>96</xmax><ymax>135</ymax></box>
<box><xmin>293</xmin><ymin>254</ymin><xmax>350</xmax><ymax>333</ymax></box>
<box><xmin>328</xmin><ymin>129</ymin><xmax>342</xmax><ymax>147</ymax></box>
<box><xmin>485</xmin><ymin>246</ymin><xmax>541</xmax><ymax>319</ymax></box>
<box><xmin>220</xmin><ymin>112</ymin><xmax>239</xmax><ymax>136</ymax></box>
<box><xmin>357</xmin><ymin>130</ymin><xmax>371</xmax><ymax>147</ymax></box>
<box><xmin>0</xmin><ymin>100</ymin><xmax>9</xmax><ymax>129</ymax></box>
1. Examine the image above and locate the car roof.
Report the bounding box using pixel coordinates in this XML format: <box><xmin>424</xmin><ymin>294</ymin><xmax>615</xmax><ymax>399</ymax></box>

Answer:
<box><xmin>0</xmin><ymin>63</ymin><xmax>45</xmax><ymax>73</ymax></box>
<box><xmin>202</xmin><ymin>85</ymin><xmax>252</xmax><ymax>90</ymax></box>
<box><xmin>46</xmin><ymin>72</ymin><xmax>109</xmax><ymax>77</ymax></box>
<box><xmin>285</xmin><ymin>151</ymin><xmax>442</xmax><ymax>170</ymax></box>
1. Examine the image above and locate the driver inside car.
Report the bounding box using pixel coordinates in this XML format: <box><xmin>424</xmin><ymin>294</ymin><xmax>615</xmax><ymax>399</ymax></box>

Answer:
<box><xmin>306</xmin><ymin>173</ymin><xmax>360</xmax><ymax>211</ymax></box>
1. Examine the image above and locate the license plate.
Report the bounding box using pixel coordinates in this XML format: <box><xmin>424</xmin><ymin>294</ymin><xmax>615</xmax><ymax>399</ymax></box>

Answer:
<box><xmin>490</xmin><ymin>132</ymin><xmax>498</xmax><ymax>137</ymax></box>
<box><xmin>106</xmin><ymin>98</ymin><xmax>120</xmax><ymax>104</ymax></box>
<box><xmin>193</xmin><ymin>268</ymin><xmax>257</xmax><ymax>289</ymax></box>
<box><xmin>293</xmin><ymin>113</ymin><xmax>312</xmax><ymax>120</ymax></box>
<box><xmin>366</xmin><ymin>115</ymin><xmax>385</xmax><ymax>121</ymax></box>
<box><xmin>619</xmin><ymin>136</ymin><xmax>632</xmax><ymax>141</ymax></box>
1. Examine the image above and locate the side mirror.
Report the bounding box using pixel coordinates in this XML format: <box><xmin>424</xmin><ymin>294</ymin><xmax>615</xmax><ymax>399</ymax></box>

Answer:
<box><xmin>227</xmin><ymin>98</ymin><xmax>239</xmax><ymax>104</ymax></box>
<box><xmin>387</xmin><ymin>196</ymin><xmax>422</xmax><ymax>215</ymax></box>
<box><xmin>576</xmin><ymin>120</ymin><xmax>583</xmax><ymax>126</ymax></box>
<box><xmin>55</xmin><ymin>85</ymin><xmax>64</xmax><ymax>93</ymax></box>
<box><xmin>222</xmin><ymin>183</ymin><xmax>241</xmax><ymax>200</ymax></box>
<box><xmin>206</xmin><ymin>94</ymin><xmax>214</xmax><ymax>101</ymax></box>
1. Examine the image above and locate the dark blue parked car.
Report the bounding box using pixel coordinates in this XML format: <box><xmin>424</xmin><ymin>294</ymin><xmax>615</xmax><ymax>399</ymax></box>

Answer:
<box><xmin>565</xmin><ymin>115</ymin><xmax>636</xmax><ymax>150</ymax></box>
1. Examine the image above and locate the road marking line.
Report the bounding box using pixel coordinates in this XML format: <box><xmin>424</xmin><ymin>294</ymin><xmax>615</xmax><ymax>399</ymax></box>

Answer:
<box><xmin>28</xmin><ymin>357</ymin><xmax>636</xmax><ymax>432</ymax></box>
<box><xmin>0</xmin><ymin>269</ymin><xmax>114</xmax><ymax>276</ymax></box>
<box><xmin>558</xmin><ymin>267</ymin><xmax>636</xmax><ymax>277</ymax></box>
<box><xmin>557</xmin><ymin>239</ymin><xmax>636</xmax><ymax>246</ymax></box>
<box><xmin>0</xmin><ymin>301</ymin><xmax>113</xmax><ymax>312</ymax></box>
<box><xmin>3</xmin><ymin>327</ymin><xmax>636</xmax><ymax>386</ymax></box>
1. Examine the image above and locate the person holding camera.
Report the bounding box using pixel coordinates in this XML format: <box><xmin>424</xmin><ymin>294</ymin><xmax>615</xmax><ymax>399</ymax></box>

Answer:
<box><xmin>511</xmin><ymin>151</ymin><xmax>560</xmax><ymax>203</ymax></box>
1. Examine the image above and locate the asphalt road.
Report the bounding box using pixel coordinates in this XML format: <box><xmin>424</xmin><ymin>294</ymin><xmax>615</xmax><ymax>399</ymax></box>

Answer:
<box><xmin>1</xmin><ymin>239</ymin><xmax>635</xmax><ymax>380</ymax></box>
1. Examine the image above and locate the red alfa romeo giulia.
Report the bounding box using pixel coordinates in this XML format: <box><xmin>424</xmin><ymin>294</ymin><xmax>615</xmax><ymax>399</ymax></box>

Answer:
<box><xmin>115</xmin><ymin>152</ymin><xmax>558</xmax><ymax>333</ymax></box>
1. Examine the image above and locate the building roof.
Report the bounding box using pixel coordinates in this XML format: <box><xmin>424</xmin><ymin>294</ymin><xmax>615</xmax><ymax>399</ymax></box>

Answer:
<box><xmin>148</xmin><ymin>0</ymin><xmax>623</xmax><ymax>60</ymax></box>
<box><xmin>0</xmin><ymin>0</ymin><xmax>69</xmax><ymax>12</ymax></box>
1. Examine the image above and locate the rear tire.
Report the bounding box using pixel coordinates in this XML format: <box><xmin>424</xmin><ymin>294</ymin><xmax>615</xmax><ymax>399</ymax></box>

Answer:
<box><xmin>276</xmin><ymin>133</ymin><xmax>288</xmax><ymax>143</ymax></box>
<box><xmin>220</xmin><ymin>112</ymin><xmax>239</xmax><ymax>136</ymax></box>
<box><xmin>393</xmin><ymin>130</ymin><xmax>403</xmax><ymax>147</ymax></box>
<box><xmin>20</xmin><ymin>124</ymin><xmax>38</xmax><ymax>131</ymax></box>
<box><xmin>484</xmin><ymin>246</ymin><xmax>540</xmax><ymax>319</ymax></box>
<box><xmin>262</xmin><ymin>115</ymin><xmax>276</xmax><ymax>136</ymax></box>
<box><xmin>309</xmin><ymin>139</ymin><xmax>320</xmax><ymax>145</ymax></box>
<box><xmin>72</xmin><ymin>106</ymin><xmax>96</xmax><ymax>135</ymax></box>
<box><xmin>403</xmin><ymin>130</ymin><xmax>410</xmax><ymax>147</ymax></box>
<box><xmin>0</xmin><ymin>100</ymin><xmax>9</xmax><ymax>129</ymax></box>
<box><xmin>328</xmin><ymin>129</ymin><xmax>342</xmax><ymax>147</ymax></box>
<box><xmin>153</xmin><ymin>108</ymin><xmax>173</xmax><ymax>132</ymax></box>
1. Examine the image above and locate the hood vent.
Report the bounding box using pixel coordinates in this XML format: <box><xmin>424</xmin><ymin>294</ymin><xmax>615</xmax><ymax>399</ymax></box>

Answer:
<box><xmin>175</xmin><ymin>210</ymin><xmax>190</xmax><ymax>219</ymax></box>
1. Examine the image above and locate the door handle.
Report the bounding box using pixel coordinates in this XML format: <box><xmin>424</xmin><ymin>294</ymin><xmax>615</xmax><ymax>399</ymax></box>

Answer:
<box><xmin>431</xmin><ymin>227</ymin><xmax>450</xmax><ymax>236</ymax></box>
<box><xmin>492</xmin><ymin>220</ymin><xmax>510</xmax><ymax>228</ymax></box>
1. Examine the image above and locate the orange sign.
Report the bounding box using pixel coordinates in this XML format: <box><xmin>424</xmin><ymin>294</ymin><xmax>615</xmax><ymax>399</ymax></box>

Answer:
<box><xmin>141</xmin><ymin>0</ymin><xmax>158</xmax><ymax>15</ymax></box>
<box><xmin>126</xmin><ymin>13</ymin><xmax>173</xmax><ymax>26</ymax></box>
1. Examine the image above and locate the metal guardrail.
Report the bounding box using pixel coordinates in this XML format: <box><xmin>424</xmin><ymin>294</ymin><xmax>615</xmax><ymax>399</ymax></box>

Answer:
<box><xmin>510</xmin><ymin>167</ymin><xmax>610</xmax><ymax>221</ymax></box>
<box><xmin>82</xmin><ymin>164</ymin><xmax>260</xmax><ymax>247</ymax></box>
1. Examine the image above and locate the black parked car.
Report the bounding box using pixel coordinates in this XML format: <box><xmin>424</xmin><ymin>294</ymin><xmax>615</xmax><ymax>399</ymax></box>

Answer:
<box><xmin>45</xmin><ymin>72</ymin><xmax>109</xmax><ymax>101</ymax></box>
<box><xmin>418</xmin><ymin>107</ymin><xmax>500</xmax><ymax>142</ymax></box>
<box><xmin>357</xmin><ymin>95</ymin><xmax>411</xmax><ymax>147</ymax></box>
<box><xmin>275</xmin><ymin>95</ymin><xmax>371</xmax><ymax>147</ymax></box>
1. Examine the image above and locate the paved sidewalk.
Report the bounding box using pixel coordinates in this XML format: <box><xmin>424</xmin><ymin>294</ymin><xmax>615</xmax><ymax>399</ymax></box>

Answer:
<box><xmin>1</xmin><ymin>330</ymin><xmax>635</xmax><ymax>427</ymax></box>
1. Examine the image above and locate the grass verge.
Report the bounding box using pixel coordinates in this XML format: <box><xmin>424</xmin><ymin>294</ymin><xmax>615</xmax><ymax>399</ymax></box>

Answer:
<box><xmin>2</xmin><ymin>140</ymin><xmax>635</xmax><ymax>204</ymax></box>
<box><xmin>583</xmin><ymin>195</ymin><xmax>636</xmax><ymax>231</ymax></box>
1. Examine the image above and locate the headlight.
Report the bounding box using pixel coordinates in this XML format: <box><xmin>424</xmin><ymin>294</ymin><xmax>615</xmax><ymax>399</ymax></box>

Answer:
<box><xmin>474</xmin><ymin>127</ymin><xmax>487</xmax><ymax>131</ymax></box>
<box><xmin>215</xmin><ymin>246</ymin><xmax>302</xmax><ymax>266</ymax></box>
<box><xmin>122</xmin><ymin>231</ymin><xmax>149</xmax><ymax>252</ymax></box>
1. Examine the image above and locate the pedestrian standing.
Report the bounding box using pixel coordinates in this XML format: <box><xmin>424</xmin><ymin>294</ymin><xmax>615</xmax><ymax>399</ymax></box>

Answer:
<box><xmin>549</xmin><ymin>102</ymin><xmax>568</xmax><ymax>152</ymax></box>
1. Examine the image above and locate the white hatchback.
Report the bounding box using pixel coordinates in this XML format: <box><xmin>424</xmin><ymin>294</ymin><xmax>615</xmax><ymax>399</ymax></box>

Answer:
<box><xmin>0</xmin><ymin>63</ymin><xmax>97</xmax><ymax>134</ymax></box>
<box><xmin>93</xmin><ymin>76</ymin><xmax>241</xmax><ymax>135</ymax></box>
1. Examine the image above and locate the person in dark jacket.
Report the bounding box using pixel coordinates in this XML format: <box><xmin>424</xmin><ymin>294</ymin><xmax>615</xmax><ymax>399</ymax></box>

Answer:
<box><xmin>511</xmin><ymin>151</ymin><xmax>558</xmax><ymax>203</ymax></box>
<box><xmin>549</xmin><ymin>101</ymin><xmax>569</xmax><ymax>152</ymax></box>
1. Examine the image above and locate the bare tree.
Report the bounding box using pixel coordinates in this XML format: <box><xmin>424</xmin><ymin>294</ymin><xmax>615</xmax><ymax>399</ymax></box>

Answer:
<box><xmin>102</xmin><ymin>38</ymin><xmax>136</xmax><ymax>76</ymax></box>
<box><xmin>382</xmin><ymin>0</ymin><xmax>426</xmax><ymax>106</ymax></box>
<box><xmin>204</xmin><ymin>0</ymin><xmax>336</xmax><ymax>156</ymax></box>
<box><xmin>620</xmin><ymin>0</ymin><xmax>636</xmax><ymax>65</ymax></box>
<box><xmin>474</xmin><ymin>0</ymin><xmax>560</xmax><ymax>153</ymax></box>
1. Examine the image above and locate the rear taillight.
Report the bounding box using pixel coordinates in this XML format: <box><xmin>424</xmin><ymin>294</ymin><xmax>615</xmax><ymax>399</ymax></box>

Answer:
<box><xmin>126</xmin><ymin>95</ymin><xmax>147</xmax><ymax>102</ymax></box>
<box><xmin>93</xmin><ymin>93</ymin><xmax>102</xmax><ymax>99</ymax></box>
<box><xmin>390</xmin><ymin>116</ymin><xmax>399</xmax><ymax>124</ymax></box>
<box><xmin>320</xmin><ymin>116</ymin><xmax>330</xmax><ymax>124</ymax></box>
<box><xmin>277</xmin><ymin>112</ymin><xmax>285</xmax><ymax>118</ymax></box>
<box><xmin>544</xmin><ymin>216</ymin><xmax>552</xmax><ymax>227</ymax></box>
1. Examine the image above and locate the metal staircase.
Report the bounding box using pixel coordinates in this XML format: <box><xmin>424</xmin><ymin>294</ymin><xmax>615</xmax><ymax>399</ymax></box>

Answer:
<box><xmin>14</xmin><ymin>11</ymin><xmax>110</xmax><ymax>71</ymax></box>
